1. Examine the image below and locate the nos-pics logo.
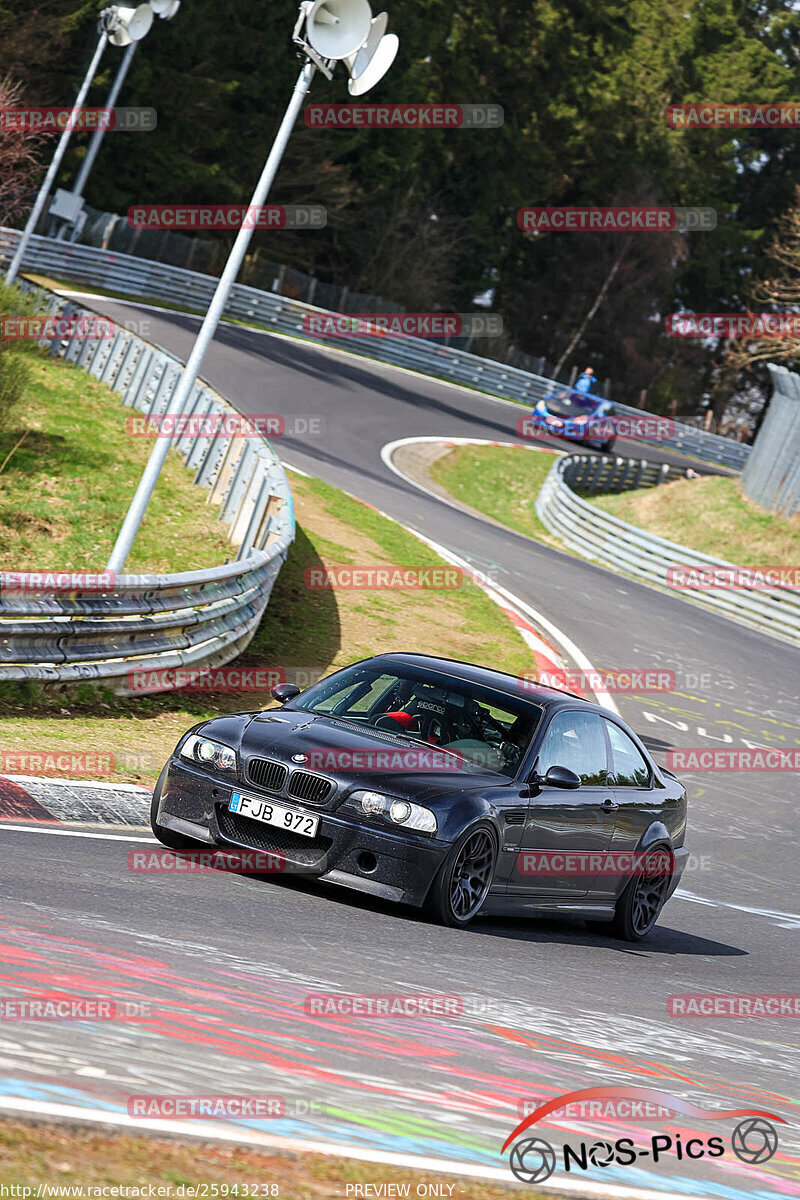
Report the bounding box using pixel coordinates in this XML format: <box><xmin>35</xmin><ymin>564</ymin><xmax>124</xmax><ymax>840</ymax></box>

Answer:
<box><xmin>502</xmin><ymin>1086</ymin><xmax>784</xmax><ymax>1185</ymax></box>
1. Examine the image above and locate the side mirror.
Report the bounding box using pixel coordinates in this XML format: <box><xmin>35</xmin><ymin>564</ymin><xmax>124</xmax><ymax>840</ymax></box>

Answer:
<box><xmin>539</xmin><ymin>764</ymin><xmax>581</xmax><ymax>789</ymax></box>
<box><xmin>271</xmin><ymin>683</ymin><xmax>301</xmax><ymax>704</ymax></box>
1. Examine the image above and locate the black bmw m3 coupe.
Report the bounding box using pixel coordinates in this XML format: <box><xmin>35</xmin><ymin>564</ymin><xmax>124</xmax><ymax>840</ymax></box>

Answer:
<box><xmin>151</xmin><ymin>653</ymin><xmax>689</xmax><ymax>939</ymax></box>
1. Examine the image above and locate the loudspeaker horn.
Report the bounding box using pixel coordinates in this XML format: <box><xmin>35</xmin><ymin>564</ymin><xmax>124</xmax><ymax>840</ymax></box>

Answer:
<box><xmin>151</xmin><ymin>0</ymin><xmax>180</xmax><ymax>17</ymax></box>
<box><xmin>107</xmin><ymin>4</ymin><xmax>154</xmax><ymax>45</ymax></box>
<box><xmin>347</xmin><ymin>17</ymin><xmax>398</xmax><ymax>95</ymax></box>
<box><xmin>306</xmin><ymin>0</ymin><xmax>372</xmax><ymax>61</ymax></box>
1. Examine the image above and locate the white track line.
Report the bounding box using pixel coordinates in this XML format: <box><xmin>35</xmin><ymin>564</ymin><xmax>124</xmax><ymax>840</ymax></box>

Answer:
<box><xmin>381</xmin><ymin>437</ymin><xmax>619</xmax><ymax>714</ymax></box>
<box><xmin>0</xmin><ymin>825</ymin><xmax>154</xmax><ymax>842</ymax></box>
<box><xmin>0</xmin><ymin>1098</ymin><xmax>710</xmax><ymax>1200</ymax></box>
<box><xmin>5</xmin><ymin>774</ymin><xmax>150</xmax><ymax>794</ymax></box>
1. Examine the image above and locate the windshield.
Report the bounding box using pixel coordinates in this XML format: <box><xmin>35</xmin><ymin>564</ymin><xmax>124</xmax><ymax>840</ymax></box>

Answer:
<box><xmin>289</xmin><ymin>663</ymin><xmax>544</xmax><ymax>778</ymax></box>
<box><xmin>546</xmin><ymin>390</ymin><xmax>602</xmax><ymax>417</ymax></box>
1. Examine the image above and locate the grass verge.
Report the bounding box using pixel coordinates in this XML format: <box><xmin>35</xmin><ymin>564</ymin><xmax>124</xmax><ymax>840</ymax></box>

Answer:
<box><xmin>0</xmin><ymin>474</ymin><xmax>532</xmax><ymax>787</ymax></box>
<box><xmin>427</xmin><ymin>444</ymin><xmax>559</xmax><ymax>545</ymax></box>
<box><xmin>0</xmin><ymin>1120</ymin><xmax>534</xmax><ymax>1199</ymax></box>
<box><xmin>589</xmin><ymin>474</ymin><xmax>800</xmax><ymax>565</ymax></box>
<box><xmin>0</xmin><ymin>351</ymin><xmax>232</xmax><ymax>573</ymax></box>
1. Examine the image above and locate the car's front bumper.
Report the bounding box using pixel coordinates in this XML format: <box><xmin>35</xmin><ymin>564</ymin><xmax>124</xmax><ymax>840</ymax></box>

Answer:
<box><xmin>532</xmin><ymin>414</ymin><xmax>609</xmax><ymax>447</ymax></box>
<box><xmin>154</xmin><ymin>759</ymin><xmax>447</xmax><ymax>907</ymax></box>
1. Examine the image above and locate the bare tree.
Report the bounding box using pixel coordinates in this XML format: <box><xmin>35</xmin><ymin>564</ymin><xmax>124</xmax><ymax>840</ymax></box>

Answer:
<box><xmin>726</xmin><ymin>186</ymin><xmax>800</xmax><ymax>369</ymax></box>
<box><xmin>0</xmin><ymin>75</ymin><xmax>51</xmax><ymax>228</ymax></box>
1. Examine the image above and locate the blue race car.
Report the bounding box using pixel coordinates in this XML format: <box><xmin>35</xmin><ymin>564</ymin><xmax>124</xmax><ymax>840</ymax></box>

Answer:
<box><xmin>532</xmin><ymin>389</ymin><xmax>616</xmax><ymax>452</ymax></box>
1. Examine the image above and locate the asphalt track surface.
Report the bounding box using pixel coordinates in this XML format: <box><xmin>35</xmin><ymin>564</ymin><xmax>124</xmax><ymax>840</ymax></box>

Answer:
<box><xmin>2</xmin><ymin>296</ymin><xmax>798</xmax><ymax>1199</ymax></box>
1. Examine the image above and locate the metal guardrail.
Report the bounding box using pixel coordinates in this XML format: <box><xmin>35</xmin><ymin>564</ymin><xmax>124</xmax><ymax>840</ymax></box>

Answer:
<box><xmin>564</xmin><ymin>455</ymin><xmax>695</xmax><ymax>494</ymax></box>
<box><xmin>0</xmin><ymin>227</ymin><xmax>750</xmax><ymax>472</ymax></box>
<box><xmin>536</xmin><ymin>454</ymin><xmax>800</xmax><ymax>646</ymax></box>
<box><xmin>741</xmin><ymin>363</ymin><xmax>800</xmax><ymax>516</ymax></box>
<box><xmin>0</xmin><ymin>284</ymin><xmax>295</xmax><ymax>691</ymax></box>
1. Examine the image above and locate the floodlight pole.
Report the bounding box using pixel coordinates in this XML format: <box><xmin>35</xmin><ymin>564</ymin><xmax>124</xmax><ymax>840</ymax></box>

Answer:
<box><xmin>71</xmin><ymin>42</ymin><xmax>137</xmax><ymax>204</ymax></box>
<box><xmin>5</xmin><ymin>31</ymin><xmax>109</xmax><ymax>283</ymax></box>
<box><xmin>106</xmin><ymin>60</ymin><xmax>317</xmax><ymax>572</ymax></box>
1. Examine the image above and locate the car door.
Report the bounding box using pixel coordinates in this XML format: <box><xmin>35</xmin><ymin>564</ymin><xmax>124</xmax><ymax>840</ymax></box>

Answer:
<box><xmin>507</xmin><ymin>709</ymin><xmax>618</xmax><ymax>898</ymax></box>
<box><xmin>597</xmin><ymin>717</ymin><xmax>673</xmax><ymax>901</ymax></box>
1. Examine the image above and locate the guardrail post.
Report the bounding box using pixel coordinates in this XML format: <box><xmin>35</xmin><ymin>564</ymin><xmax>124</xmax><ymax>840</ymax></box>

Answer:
<box><xmin>587</xmin><ymin>455</ymin><xmax>605</xmax><ymax>494</ymax></box>
<box><xmin>126</xmin><ymin>348</ymin><xmax>155</xmax><ymax>409</ymax></box>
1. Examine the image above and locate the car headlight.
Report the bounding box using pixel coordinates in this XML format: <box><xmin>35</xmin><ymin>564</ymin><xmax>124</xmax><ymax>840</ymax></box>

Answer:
<box><xmin>573</xmin><ymin>414</ymin><xmax>588</xmax><ymax>424</ymax></box>
<box><xmin>534</xmin><ymin>400</ymin><xmax>546</xmax><ymax>413</ymax></box>
<box><xmin>180</xmin><ymin>733</ymin><xmax>237</xmax><ymax>775</ymax></box>
<box><xmin>348</xmin><ymin>790</ymin><xmax>437</xmax><ymax>833</ymax></box>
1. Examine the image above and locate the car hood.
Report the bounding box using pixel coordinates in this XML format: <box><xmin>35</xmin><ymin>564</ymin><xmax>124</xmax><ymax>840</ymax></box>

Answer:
<box><xmin>197</xmin><ymin>710</ymin><xmax>504</xmax><ymax>805</ymax></box>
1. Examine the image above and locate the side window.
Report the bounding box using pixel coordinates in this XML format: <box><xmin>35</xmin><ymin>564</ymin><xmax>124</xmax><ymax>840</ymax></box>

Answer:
<box><xmin>605</xmin><ymin>721</ymin><xmax>651</xmax><ymax>787</ymax></box>
<box><xmin>536</xmin><ymin>711</ymin><xmax>611</xmax><ymax>786</ymax></box>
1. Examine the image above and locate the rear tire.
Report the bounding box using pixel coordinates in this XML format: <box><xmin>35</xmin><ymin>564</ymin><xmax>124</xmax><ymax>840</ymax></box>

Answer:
<box><xmin>603</xmin><ymin>846</ymin><xmax>672</xmax><ymax>941</ymax></box>
<box><xmin>601</xmin><ymin>437</ymin><xmax>615</xmax><ymax>453</ymax></box>
<box><xmin>425</xmin><ymin>823</ymin><xmax>497</xmax><ymax>927</ymax></box>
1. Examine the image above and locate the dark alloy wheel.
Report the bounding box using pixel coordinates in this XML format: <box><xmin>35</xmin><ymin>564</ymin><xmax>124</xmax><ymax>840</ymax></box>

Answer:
<box><xmin>606</xmin><ymin>846</ymin><xmax>672</xmax><ymax>941</ymax></box>
<box><xmin>426</xmin><ymin>824</ymin><xmax>497</xmax><ymax>927</ymax></box>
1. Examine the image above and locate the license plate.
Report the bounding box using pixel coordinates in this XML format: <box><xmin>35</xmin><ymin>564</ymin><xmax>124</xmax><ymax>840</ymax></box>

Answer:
<box><xmin>228</xmin><ymin>791</ymin><xmax>320</xmax><ymax>838</ymax></box>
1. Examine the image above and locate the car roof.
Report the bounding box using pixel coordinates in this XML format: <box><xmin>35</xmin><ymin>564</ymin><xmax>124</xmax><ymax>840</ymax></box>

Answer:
<box><xmin>373</xmin><ymin>652</ymin><xmax>611</xmax><ymax>714</ymax></box>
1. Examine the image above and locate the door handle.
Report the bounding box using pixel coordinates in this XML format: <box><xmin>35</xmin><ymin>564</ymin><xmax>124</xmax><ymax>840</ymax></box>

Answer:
<box><xmin>602</xmin><ymin>798</ymin><xmax>619</xmax><ymax>810</ymax></box>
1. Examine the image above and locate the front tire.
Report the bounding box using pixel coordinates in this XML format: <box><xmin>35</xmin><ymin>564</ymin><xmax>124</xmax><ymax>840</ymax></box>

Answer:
<box><xmin>604</xmin><ymin>846</ymin><xmax>672</xmax><ymax>940</ymax></box>
<box><xmin>425</xmin><ymin>824</ymin><xmax>497</xmax><ymax>927</ymax></box>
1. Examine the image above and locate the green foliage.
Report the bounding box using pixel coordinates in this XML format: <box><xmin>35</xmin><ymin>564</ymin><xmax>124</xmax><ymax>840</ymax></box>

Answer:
<box><xmin>1</xmin><ymin>0</ymin><xmax>799</xmax><ymax>409</ymax></box>
<box><xmin>0</xmin><ymin>281</ymin><xmax>44</xmax><ymax>432</ymax></box>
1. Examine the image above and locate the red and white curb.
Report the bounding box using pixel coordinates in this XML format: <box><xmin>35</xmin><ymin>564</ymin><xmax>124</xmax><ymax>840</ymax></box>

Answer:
<box><xmin>0</xmin><ymin>774</ymin><xmax>150</xmax><ymax>825</ymax></box>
